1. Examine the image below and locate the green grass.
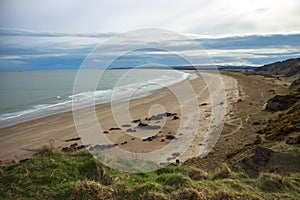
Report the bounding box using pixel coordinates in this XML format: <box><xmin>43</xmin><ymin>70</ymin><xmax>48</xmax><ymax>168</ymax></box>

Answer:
<box><xmin>1</xmin><ymin>148</ymin><xmax>300</xmax><ymax>200</ymax></box>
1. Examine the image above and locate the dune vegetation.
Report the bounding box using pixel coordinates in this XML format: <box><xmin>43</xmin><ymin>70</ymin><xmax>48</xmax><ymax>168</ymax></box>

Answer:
<box><xmin>1</xmin><ymin>147</ymin><xmax>300</xmax><ymax>200</ymax></box>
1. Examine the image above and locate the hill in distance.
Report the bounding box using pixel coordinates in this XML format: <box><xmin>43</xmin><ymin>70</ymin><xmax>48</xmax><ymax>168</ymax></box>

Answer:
<box><xmin>255</xmin><ymin>57</ymin><xmax>300</xmax><ymax>77</ymax></box>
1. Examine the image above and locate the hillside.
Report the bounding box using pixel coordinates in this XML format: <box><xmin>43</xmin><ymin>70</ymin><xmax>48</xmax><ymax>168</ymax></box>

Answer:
<box><xmin>1</xmin><ymin>148</ymin><xmax>300</xmax><ymax>199</ymax></box>
<box><xmin>254</xmin><ymin>57</ymin><xmax>300</xmax><ymax>77</ymax></box>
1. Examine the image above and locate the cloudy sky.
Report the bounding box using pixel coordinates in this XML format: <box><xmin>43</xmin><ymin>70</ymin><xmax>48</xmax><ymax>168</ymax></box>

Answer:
<box><xmin>0</xmin><ymin>0</ymin><xmax>300</xmax><ymax>71</ymax></box>
<box><xmin>1</xmin><ymin>0</ymin><xmax>300</xmax><ymax>35</ymax></box>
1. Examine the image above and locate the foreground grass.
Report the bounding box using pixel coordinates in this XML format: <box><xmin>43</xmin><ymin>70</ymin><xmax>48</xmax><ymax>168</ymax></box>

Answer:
<box><xmin>1</xmin><ymin>149</ymin><xmax>300</xmax><ymax>200</ymax></box>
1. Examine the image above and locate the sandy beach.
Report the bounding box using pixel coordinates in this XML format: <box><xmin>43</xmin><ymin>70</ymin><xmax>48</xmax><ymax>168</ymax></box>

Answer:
<box><xmin>0</xmin><ymin>70</ymin><xmax>239</xmax><ymax>165</ymax></box>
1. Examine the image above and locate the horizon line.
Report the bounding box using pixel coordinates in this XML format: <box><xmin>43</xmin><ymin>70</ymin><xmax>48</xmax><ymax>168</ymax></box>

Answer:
<box><xmin>1</xmin><ymin>28</ymin><xmax>300</xmax><ymax>39</ymax></box>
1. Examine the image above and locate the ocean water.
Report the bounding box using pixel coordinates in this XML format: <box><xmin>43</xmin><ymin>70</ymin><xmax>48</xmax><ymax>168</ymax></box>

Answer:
<box><xmin>0</xmin><ymin>69</ymin><xmax>196</xmax><ymax>128</ymax></box>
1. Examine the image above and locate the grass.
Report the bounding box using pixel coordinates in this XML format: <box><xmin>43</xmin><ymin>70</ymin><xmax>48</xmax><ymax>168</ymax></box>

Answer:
<box><xmin>1</xmin><ymin>148</ymin><xmax>300</xmax><ymax>199</ymax></box>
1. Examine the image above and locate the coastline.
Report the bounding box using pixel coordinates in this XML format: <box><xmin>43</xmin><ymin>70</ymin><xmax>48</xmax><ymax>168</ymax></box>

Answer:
<box><xmin>0</xmin><ymin>69</ymin><xmax>195</xmax><ymax>129</ymax></box>
<box><xmin>0</xmin><ymin>70</ymin><xmax>239</xmax><ymax>165</ymax></box>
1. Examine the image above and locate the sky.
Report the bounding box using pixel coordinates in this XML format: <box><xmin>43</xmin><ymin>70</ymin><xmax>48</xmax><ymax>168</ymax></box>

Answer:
<box><xmin>0</xmin><ymin>0</ymin><xmax>300</xmax><ymax>71</ymax></box>
<box><xmin>1</xmin><ymin>0</ymin><xmax>300</xmax><ymax>35</ymax></box>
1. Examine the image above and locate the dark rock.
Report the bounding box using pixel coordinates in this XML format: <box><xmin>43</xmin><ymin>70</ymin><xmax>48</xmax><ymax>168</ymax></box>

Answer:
<box><xmin>121</xmin><ymin>141</ymin><xmax>128</xmax><ymax>145</ymax></box>
<box><xmin>132</xmin><ymin>119</ymin><xmax>141</xmax><ymax>123</ymax></box>
<box><xmin>145</xmin><ymin>112</ymin><xmax>176</xmax><ymax>121</ymax></box>
<box><xmin>70</xmin><ymin>143</ymin><xmax>78</xmax><ymax>148</ymax></box>
<box><xmin>252</xmin><ymin>121</ymin><xmax>260</xmax><ymax>125</ymax></box>
<box><xmin>62</xmin><ymin>147</ymin><xmax>69</xmax><ymax>152</ymax></box>
<box><xmin>126</xmin><ymin>128</ymin><xmax>136</xmax><ymax>132</ymax></box>
<box><xmin>103</xmin><ymin>131</ymin><xmax>109</xmax><ymax>134</ymax></box>
<box><xmin>200</xmin><ymin>103</ymin><xmax>208</xmax><ymax>106</ymax></box>
<box><xmin>265</xmin><ymin>100</ymin><xmax>280</xmax><ymax>112</ymax></box>
<box><xmin>252</xmin><ymin>146</ymin><xmax>273</xmax><ymax>166</ymax></box>
<box><xmin>173</xmin><ymin>116</ymin><xmax>179</xmax><ymax>120</ymax></box>
<box><xmin>151</xmin><ymin>113</ymin><xmax>169</xmax><ymax>120</ymax></box>
<box><xmin>165</xmin><ymin>112</ymin><xmax>172</xmax><ymax>117</ymax></box>
<box><xmin>265</xmin><ymin>91</ymin><xmax>300</xmax><ymax>112</ymax></box>
<box><xmin>121</xmin><ymin>124</ymin><xmax>131</xmax><ymax>127</ymax></box>
<box><xmin>138</xmin><ymin>122</ymin><xmax>148</xmax><ymax>127</ymax></box>
<box><xmin>237</xmin><ymin>99</ymin><xmax>243</xmax><ymax>102</ymax></box>
<box><xmin>166</xmin><ymin>135</ymin><xmax>176</xmax><ymax>140</ymax></box>
<box><xmin>143</xmin><ymin>125</ymin><xmax>161</xmax><ymax>130</ymax></box>
<box><xmin>149</xmin><ymin>115</ymin><xmax>163</xmax><ymax>120</ymax></box>
<box><xmin>137</xmin><ymin>123</ymin><xmax>161</xmax><ymax>130</ymax></box>
<box><xmin>142</xmin><ymin>135</ymin><xmax>157</xmax><ymax>142</ymax></box>
<box><xmin>109</xmin><ymin>127</ymin><xmax>121</xmax><ymax>131</ymax></box>
<box><xmin>176</xmin><ymin>159</ymin><xmax>180</xmax><ymax>165</ymax></box>
<box><xmin>142</xmin><ymin>137</ymin><xmax>152</xmax><ymax>142</ymax></box>
<box><xmin>76</xmin><ymin>145</ymin><xmax>86</xmax><ymax>150</ymax></box>
<box><xmin>158</xmin><ymin>113</ymin><xmax>169</xmax><ymax>118</ymax></box>
<box><xmin>89</xmin><ymin>144</ymin><xmax>118</xmax><ymax>151</ymax></box>
<box><xmin>65</xmin><ymin>137</ymin><xmax>81</xmax><ymax>142</ymax></box>
<box><xmin>19</xmin><ymin>158</ymin><xmax>29</xmax><ymax>163</ymax></box>
<box><xmin>172</xmin><ymin>152</ymin><xmax>180</xmax><ymax>157</ymax></box>
<box><xmin>161</xmin><ymin>139</ymin><xmax>165</xmax><ymax>142</ymax></box>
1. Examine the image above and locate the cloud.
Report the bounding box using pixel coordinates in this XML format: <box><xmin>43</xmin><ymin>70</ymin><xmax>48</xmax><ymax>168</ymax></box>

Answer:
<box><xmin>0</xmin><ymin>28</ymin><xmax>299</xmax><ymax>71</ymax></box>
<box><xmin>0</xmin><ymin>29</ymin><xmax>114</xmax><ymax>38</ymax></box>
<box><xmin>1</xmin><ymin>1</ymin><xmax>299</xmax><ymax>71</ymax></box>
<box><xmin>0</xmin><ymin>0</ymin><xmax>299</xmax><ymax>35</ymax></box>
<box><xmin>179</xmin><ymin>0</ymin><xmax>300</xmax><ymax>35</ymax></box>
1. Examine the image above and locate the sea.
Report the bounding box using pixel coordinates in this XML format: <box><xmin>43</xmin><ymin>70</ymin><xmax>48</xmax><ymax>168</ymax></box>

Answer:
<box><xmin>0</xmin><ymin>69</ymin><xmax>197</xmax><ymax>128</ymax></box>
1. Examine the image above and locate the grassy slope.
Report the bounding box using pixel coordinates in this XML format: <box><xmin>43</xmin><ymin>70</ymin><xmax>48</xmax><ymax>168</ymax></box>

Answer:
<box><xmin>1</xmin><ymin>148</ymin><xmax>300</xmax><ymax>200</ymax></box>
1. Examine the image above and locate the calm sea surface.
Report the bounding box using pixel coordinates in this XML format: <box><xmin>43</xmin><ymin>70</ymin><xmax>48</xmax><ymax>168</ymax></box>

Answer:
<box><xmin>0</xmin><ymin>69</ymin><xmax>195</xmax><ymax>127</ymax></box>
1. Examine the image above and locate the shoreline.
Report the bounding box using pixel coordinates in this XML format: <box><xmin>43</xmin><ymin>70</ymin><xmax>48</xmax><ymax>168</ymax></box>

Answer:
<box><xmin>0</xmin><ymin>69</ymin><xmax>196</xmax><ymax>129</ymax></box>
<box><xmin>0</xmin><ymin>70</ymin><xmax>239</xmax><ymax>165</ymax></box>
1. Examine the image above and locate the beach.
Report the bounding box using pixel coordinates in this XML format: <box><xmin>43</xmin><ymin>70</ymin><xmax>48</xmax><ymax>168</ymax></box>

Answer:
<box><xmin>0</xmin><ymin>70</ymin><xmax>240</xmax><ymax>164</ymax></box>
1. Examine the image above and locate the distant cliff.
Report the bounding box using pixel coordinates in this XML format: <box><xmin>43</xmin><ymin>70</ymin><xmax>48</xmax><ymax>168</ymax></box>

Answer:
<box><xmin>255</xmin><ymin>57</ymin><xmax>300</xmax><ymax>77</ymax></box>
